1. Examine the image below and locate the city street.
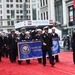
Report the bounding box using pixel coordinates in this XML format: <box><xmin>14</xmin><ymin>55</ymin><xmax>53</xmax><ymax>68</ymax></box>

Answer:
<box><xmin>0</xmin><ymin>49</ymin><xmax>74</xmax><ymax>75</ymax></box>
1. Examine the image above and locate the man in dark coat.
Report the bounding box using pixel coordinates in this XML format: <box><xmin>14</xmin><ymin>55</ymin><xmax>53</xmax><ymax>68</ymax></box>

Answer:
<box><xmin>8</xmin><ymin>30</ymin><xmax>17</xmax><ymax>63</ymax></box>
<box><xmin>40</xmin><ymin>26</ymin><xmax>55</xmax><ymax>67</ymax></box>
<box><xmin>34</xmin><ymin>29</ymin><xmax>42</xmax><ymax>63</ymax></box>
<box><xmin>0</xmin><ymin>33</ymin><xmax>3</xmax><ymax>61</ymax></box>
<box><xmin>4</xmin><ymin>32</ymin><xmax>10</xmax><ymax>58</ymax></box>
<box><xmin>20</xmin><ymin>28</ymin><xmax>30</xmax><ymax>64</ymax></box>
<box><xmin>31</xmin><ymin>26</ymin><xmax>38</xmax><ymax>40</ymax></box>
<box><xmin>72</xmin><ymin>31</ymin><xmax>75</xmax><ymax>64</ymax></box>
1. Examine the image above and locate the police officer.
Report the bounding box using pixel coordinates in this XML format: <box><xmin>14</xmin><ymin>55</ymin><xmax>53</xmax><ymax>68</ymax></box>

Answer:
<box><xmin>72</xmin><ymin>31</ymin><xmax>75</xmax><ymax>64</ymax></box>
<box><xmin>8</xmin><ymin>30</ymin><xmax>17</xmax><ymax>63</ymax></box>
<box><xmin>40</xmin><ymin>26</ymin><xmax>55</xmax><ymax>66</ymax></box>
<box><xmin>51</xmin><ymin>28</ymin><xmax>60</xmax><ymax>62</ymax></box>
<box><xmin>34</xmin><ymin>29</ymin><xmax>42</xmax><ymax>63</ymax></box>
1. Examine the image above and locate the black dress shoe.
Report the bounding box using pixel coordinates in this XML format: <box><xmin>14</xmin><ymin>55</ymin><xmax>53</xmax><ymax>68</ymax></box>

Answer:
<box><xmin>43</xmin><ymin>64</ymin><xmax>46</xmax><ymax>66</ymax></box>
<box><xmin>11</xmin><ymin>60</ymin><xmax>14</xmax><ymax>63</ymax></box>
<box><xmin>51</xmin><ymin>63</ymin><xmax>55</xmax><ymax>67</ymax></box>
<box><xmin>56</xmin><ymin>60</ymin><xmax>60</xmax><ymax>62</ymax></box>
<box><xmin>0</xmin><ymin>59</ymin><xmax>2</xmax><ymax>62</ymax></box>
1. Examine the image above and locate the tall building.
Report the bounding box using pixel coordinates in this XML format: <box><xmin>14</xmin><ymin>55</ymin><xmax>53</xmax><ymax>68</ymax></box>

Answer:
<box><xmin>61</xmin><ymin>0</ymin><xmax>73</xmax><ymax>37</ymax></box>
<box><xmin>39</xmin><ymin>0</ymin><xmax>55</xmax><ymax>22</ymax></box>
<box><xmin>0</xmin><ymin>0</ymin><xmax>40</xmax><ymax>32</ymax></box>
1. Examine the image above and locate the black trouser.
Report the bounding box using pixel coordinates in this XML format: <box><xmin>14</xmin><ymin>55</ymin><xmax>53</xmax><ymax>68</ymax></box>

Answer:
<box><xmin>26</xmin><ymin>60</ymin><xmax>30</xmax><ymax>64</ymax></box>
<box><xmin>37</xmin><ymin>58</ymin><xmax>42</xmax><ymax>63</ymax></box>
<box><xmin>42</xmin><ymin>47</ymin><xmax>54</xmax><ymax>65</ymax></box>
<box><xmin>9</xmin><ymin>46</ymin><xmax>17</xmax><ymax>62</ymax></box>
<box><xmin>52</xmin><ymin>55</ymin><xmax>59</xmax><ymax>62</ymax></box>
<box><xmin>0</xmin><ymin>50</ymin><xmax>2</xmax><ymax>61</ymax></box>
<box><xmin>73</xmin><ymin>52</ymin><xmax>75</xmax><ymax>63</ymax></box>
<box><xmin>5</xmin><ymin>49</ymin><xmax>9</xmax><ymax>58</ymax></box>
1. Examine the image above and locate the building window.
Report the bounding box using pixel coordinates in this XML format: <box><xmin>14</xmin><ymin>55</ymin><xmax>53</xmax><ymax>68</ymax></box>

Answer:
<box><xmin>10</xmin><ymin>4</ymin><xmax>13</xmax><ymax>8</ymax></box>
<box><xmin>7</xmin><ymin>15</ymin><xmax>10</xmax><ymax>19</ymax></box>
<box><xmin>0</xmin><ymin>21</ymin><xmax>3</xmax><ymax>26</ymax></box>
<box><xmin>43</xmin><ymin>0</ymin><xmax>45</xmax><ymax>6</ymax></box>
<box><xmin>7</xmin><ymin>10</ymin><xmax>10</xmax><ymax>13</ymax></box>
<box><xmin>10</xmin><ymin>0</ymin><xmax>13</xmax><ymax>2</ymax></box>
<box><xmin>20</xmin><ymin>10</ymin><xmax>23</xmax><ymax>13</ymax></box>
<box><xmin>55</xmin><ymin>4</ymin><xmax>63</xmax><ymax>24</ymax></box>
<box><xmin>41</xmin><ymin>13</ymin><xmax>42</xmax><ymax>20</ymax></box>
<box><xmin>7</xmin><ymin>21</ymin><xmax>10</xmax><ymax>26</ymax></box>
<box><xmin>25</xmin><ymin>0</ymin><xmax>27</xmax><ymax>2</ymax></box>
<box><xmin>28</xmin><ymin>15</ymin><xmax>30</xmax><ymax>20</ymax></box>
<box><xmin>40</xmin><ymin>0</ymin><xmax>42</xmax><ymax>7</ymax></box>
<box><xmin>0</xmin><ymin>10</ymin><xmax>2</xmax><ymax>14</ymax></box>
<box><xmin>6</xmin><ymin>0</ymin><xmax>9</xmax><ymax>2</ymax></box>
<box><xmin>29</xmin><ymin>10</ymin><xmax>30</xmax><ymax>13</ymax></box>
<box><xmin>44</xmin><ymin>12</ymin><xmax>45</xmax><ymax>20</ymax></box>
<box><xmin>20</xmin><ymin>4</ymin><xmax>22</xmax><ymax>8</ymax></box>
<box><xmin>46</xmin><ymin>0</ymin><xmax>48</xmax><ymax>5</ymax></box>
<box><xmin>0</xmin><ymin>5</ymin><xmax>2</xmax><ymax>8</ymax></box>
<box><xmin>20</xmin><ymin>16</ymin><xmax>23</xmax><ymax>19</ymax></box>
<box><xmin>46</xmin><ymin>11</ymin><xmax>48</xmax><ymax>19</ymax></box>
<box><xmin>16</xmin><ymin>0</ymin><xmax>18</xmax><ymax>2</ymax></box>
<box><xmin>20</xmin><ymin>0</ymin><xmax>22</xmax><ymax>2</ymax></box>
<box><xmin>16</xmin><ymin>4</ymin><xmax>19</xmax><ymax>8</ymax></box>
<box><xmin>7</xmin><ymin>4</ymin><xmax>9</xmax><ymax>8</ymax></box>
<box><xmin>32</xmin><ymin>0</ymin><xmax>36</xmax><ymax>2</ymax></box>
<box><xmin>0</xmin><ymin>16</ymin><xmax>2</xmax><ymax>19</ymax></box>
<box><xmin>32</xmin><ymin>4</ymin><xmax>36</xmax><ymax>20</ymax></box>
<box><xmin>11</xmin><ymin>10</ymin><xmax>15</xmax><ymax>18</ymax></box>
<box><xmin>16</xmin><ymin>16</ymin><xmax>19</xmax><ymax>19</ymax></box>
<box><xmin>11</xmin><ymin>21</ymin><xmax>14</xmax><ymax>25</ymax></box>
<box><xmin>16</xmin><ymin>10</ymin><xmax>19</xmax><ymax>13</ymax></box>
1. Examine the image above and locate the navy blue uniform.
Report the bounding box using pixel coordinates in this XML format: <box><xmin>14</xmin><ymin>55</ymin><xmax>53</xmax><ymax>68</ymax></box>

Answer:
<box><xmin>41</xmin><ymin>33</ymin><xmax>54</xmax><ymax>66</ymax></box>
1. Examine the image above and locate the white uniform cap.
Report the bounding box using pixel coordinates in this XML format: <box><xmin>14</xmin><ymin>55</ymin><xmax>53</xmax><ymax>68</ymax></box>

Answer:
<box><xmin>26</xmin><ymin>31</ymin><xmax>30</xmax><ymax>34</ymax></box>
<box><xmin>52</xmin><ymin>27</ymin><xmax>56</xmax><ymax>30</ymax></box>
<box><xmin>21</xmin><ymin>28</ymin><xmax>26</xmax><ymax>30</ymax></box>
<box><xmin>16</xmin><ymin>32</ymin><xmax>21</xmax><ymax>35</ymax></box>
<box><xmin>43</xmin><ymin>26</ymin><xmax>49</xmax><ymax>30</ymax></box>
<box><xmin>37</xmin><ymin>29</ymin><xmax>42</xmax><ymax>32</ymax></box>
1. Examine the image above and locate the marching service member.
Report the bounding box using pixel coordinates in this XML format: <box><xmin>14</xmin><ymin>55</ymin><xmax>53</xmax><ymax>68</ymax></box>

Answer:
<box><xmin>25</xmin><ymin>31</ymin><xmax>32</xmax><ymax>41</ymax></box>
<box><xmin>51</xmin><ymin>27</ymin><xmax>60</xmax><ymax>62</ymax></box>
<box><xmin>40</xmin><ymin>26</ymin><xmax>55</xmax><ymax>67</ymax></box>
<box><xmin>34</xmin><ymin>29</ymin><xmax>42</xmax><ymax>63</ymax></box>
<box><xmin>72</xmin><ymin>30</ymin><xmax>75</xmax><ymax>64</ymax></box>
<box><xmin>8</xmin><ymin>30</ymin><xmax>17</xmax><ymax>63</ymax></box>
<box><xmin>4</xmin><ymin>32</ymin><xmax>10</xmax><ymax>58</ymax></box>
<box><xmin>0</xmin><ymin>32</ymin><xmax>3</xmax><ymax>61</ymax></box>
<box><xmin>31</xmin><ymin>26</ymin><xmax>38</xmax><ymax>40</ymax></box>
<box><xmin>20</xmin><ymin>28</ymin><xmax>30</xmax><ymax>64</ymax></box>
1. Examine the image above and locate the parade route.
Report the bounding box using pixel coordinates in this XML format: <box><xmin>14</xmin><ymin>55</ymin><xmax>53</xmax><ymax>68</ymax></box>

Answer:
<box><xmin>0</xmin><ymin>52</ymin><xmax>75</xmax><ymax>75</ymax></box>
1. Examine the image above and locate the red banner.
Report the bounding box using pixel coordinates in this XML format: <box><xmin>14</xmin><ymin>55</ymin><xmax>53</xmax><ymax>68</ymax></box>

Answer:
<box><xmin>74</xmin><ymin>0</ymin><xmax>75</xmax><ymax>8</ymax></box>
